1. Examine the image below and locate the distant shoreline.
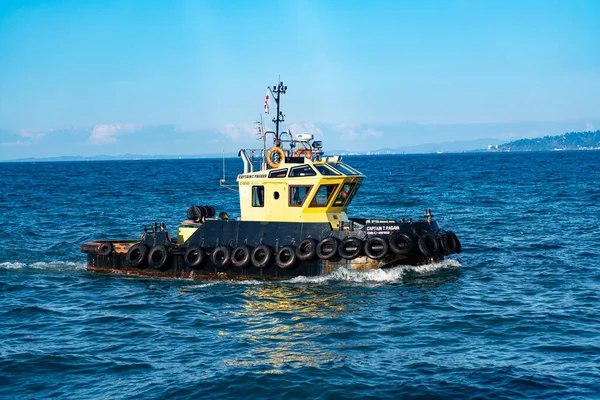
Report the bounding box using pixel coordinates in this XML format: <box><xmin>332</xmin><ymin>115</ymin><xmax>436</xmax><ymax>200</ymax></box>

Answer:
<box><xmin>2</xmin><ymin>148</ymin><xmax>599</xmax><ymax>163</ymax></box>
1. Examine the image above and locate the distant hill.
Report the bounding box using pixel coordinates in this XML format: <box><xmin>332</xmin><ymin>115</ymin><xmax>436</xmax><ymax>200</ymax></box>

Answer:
<box><xmin>494</xmin><ymin>130</ymin><xmax>600</xmax><ymax>151</ymax></box>
<box><xmin>334</xmin><ymin>138</ymin><xmax>505</xmax><ymax>155</ymax></box>
<box><xmin>8</xmin><ymin>131</ymin><xmax>600</xmax><ymax>162</ymax></box>
<box><xmin>393</xmin><ymin>138</ymin><xmax>504</xmax><ymax>154</ymax></box>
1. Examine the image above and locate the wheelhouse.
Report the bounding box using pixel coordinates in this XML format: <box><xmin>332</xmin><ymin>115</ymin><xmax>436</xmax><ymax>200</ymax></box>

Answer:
<box><xmin>237</xmin><ymin>155</ymin><xmax>364</xmax><ymax>227</ymax></box>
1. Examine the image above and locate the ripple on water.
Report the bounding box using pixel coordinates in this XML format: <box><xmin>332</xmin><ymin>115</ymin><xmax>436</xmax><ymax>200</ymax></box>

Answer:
<box><xmin>1</xmin><ymin>153</ymin><xmax>600</xmax><ymax>398</ymax></box>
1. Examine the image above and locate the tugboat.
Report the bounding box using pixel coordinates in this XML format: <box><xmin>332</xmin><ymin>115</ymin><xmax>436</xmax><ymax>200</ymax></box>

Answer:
<box><xmin>80</xmin><ymin>81</ymin><xmax>461</xmax><ymax>280</ymax></box>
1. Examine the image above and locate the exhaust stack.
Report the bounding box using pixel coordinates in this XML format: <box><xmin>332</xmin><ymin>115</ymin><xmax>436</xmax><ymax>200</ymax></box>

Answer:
<box><xmin>238</xmin><ymin>149</ymin><xmax>253</xmax><ymax>174</ymax></box>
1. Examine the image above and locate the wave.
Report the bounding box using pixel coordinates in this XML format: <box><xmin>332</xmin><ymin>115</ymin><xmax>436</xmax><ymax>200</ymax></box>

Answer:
<box><xmin>288</xmin><ymin>259</ymin><xmax>462</xmax><ymax>284</ymax></box>
<box><xmin>0</xmin><ymin>261</ymin><xmax>86</xmax><ymax>271</ymax></box>
<box><xmin>182</xmin><ymin>259</ymin><xmax>462</xmax><ymax>288</ymax></box>
<box><xmin>0</xmin><ymin>262</ymin><xmax>27</xmax><ymax>270</ymax></box>
<box><xmin>1</xmin><ymin>258</ymin><xmax>461</xmax><ymax>288</ymax></box>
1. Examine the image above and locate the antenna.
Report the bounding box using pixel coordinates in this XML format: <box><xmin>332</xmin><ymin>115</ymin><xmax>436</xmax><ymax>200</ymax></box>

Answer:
<box><xmin>270</xmin><ymin>81</ymin><xmax>287</xmax><ymax>144</ymax></box>
<box><xmin>220</xmin><ymin>151</ymin><xmax>225</xmax><ymax>184</ymax></box>
<box><xmin>218</xmin><ymin>151</ymin><xmax>237</xmax><ymax>192</ymax></box>
<box><xmin>255</xmin><ymin>116</ymin><xmax>266</xmax><ymax>150</ymax></box>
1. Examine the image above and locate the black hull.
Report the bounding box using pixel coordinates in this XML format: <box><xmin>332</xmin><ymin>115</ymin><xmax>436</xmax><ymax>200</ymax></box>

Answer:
<box><xmin>80</xmin><ymin>219</ymin><xmax>460</xmax><ymax>281</ymax></box>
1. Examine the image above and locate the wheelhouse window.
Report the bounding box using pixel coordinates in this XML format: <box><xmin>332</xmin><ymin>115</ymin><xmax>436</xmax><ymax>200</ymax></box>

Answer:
<box><xmin>289</xmin><ymin>185</ymin><xmax>312</xmax><ymax>206</ymax></box>
<box><xmin>289</xmin><ymin>164</ymin><xmax>317</xmax><ymax>177</ymax></box>
<box><xmin>268</xmin><ymin>169</ymin><xmax>288</xmax><ymax>178</ymax></box>
<box><xmin>309</xmin><ymin>184</ymin><xmax>338</xmax><ymax>207</ymax></box>
<box><xmin>252</xmin><ymin>186</ymin><xmax>264</xmax><ymax>207</ymax></box>
<box><xmin>345</xmin><ymin>183</ymin><xmax>360</xmax><ymax>205</ymax></box>
<box><xmin>313</xmin><ymin>164</ymin><xmax>340</xmax><ymax>176</ymax></box>
<box><xmin>329</xmin><ymin>162</ymin><xmax>361</xmax><ymax>175</ymax></box>
<box><xmin>332</xmin><ymin>182</ymin><xmax>357</xmax><ymax>207</ymax></box>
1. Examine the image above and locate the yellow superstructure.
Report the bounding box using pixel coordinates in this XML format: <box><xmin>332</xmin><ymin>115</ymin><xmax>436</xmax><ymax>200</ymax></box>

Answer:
<box><xmin>237</xmin><ymin>155</ymin><xmax>364</xmax><ymax>228</ymax></box>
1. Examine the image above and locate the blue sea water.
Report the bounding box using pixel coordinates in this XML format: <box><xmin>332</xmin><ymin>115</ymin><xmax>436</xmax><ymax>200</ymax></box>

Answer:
<box><xmin>1</xmin><ymin>151</ymin><xmax>599</xmax><ymax>399</ymax></box>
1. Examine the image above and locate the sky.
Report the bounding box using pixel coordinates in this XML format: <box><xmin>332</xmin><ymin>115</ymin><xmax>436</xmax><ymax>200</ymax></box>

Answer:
<box><xmin>0</xmin><ymin>0</ymin><xmax>599</xmax><ymax>160</ymax></box>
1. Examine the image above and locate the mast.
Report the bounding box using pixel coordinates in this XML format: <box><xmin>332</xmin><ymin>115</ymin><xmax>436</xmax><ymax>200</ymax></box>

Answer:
<box><xmin>271</xmin><ymin>81</ymin><xmax>287</xmax><ymax>143</ymax></box>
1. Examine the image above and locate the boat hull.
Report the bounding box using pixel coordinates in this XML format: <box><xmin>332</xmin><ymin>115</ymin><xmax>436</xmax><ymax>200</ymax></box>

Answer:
<box><xmin>80</xmin><ymin>219</ymin><xmax>458</xmax><ymax>281</ymax></box>
<box><xmin>82</xmin><ymin>244</ymin><xmax>427</xmax><ymax>280</ymax></box>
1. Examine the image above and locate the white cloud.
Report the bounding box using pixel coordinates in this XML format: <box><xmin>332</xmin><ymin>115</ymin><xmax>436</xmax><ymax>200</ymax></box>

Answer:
<box><xmin>335</xmin><ymin>122</ymin><xmax>381</xmax><ymax>141</ymax></box>
<box><xmin>363</xmin><ymin>128</ymin><xmax>383</xmax><ymax>138</ymax></box>
<box><xmin>287</xmin><ymin>122</ymin><xmax>324</xmax><ymax>139</ymax></box>
<box><xmin>17</xmin><ymin>129</ymin><xmax>45</xmax><ymax>141</ymax></box>
<box><xmin>86</xmin><ymin>124</ymin><xmax>140</xmax><ymax>145</ymax></box>
<box><xmin>221</xmin><ymin>123</ymin><xmax>258</xmax><ymax>142</ymax></box>
<box><xmin>335</xmin><ymin>122</ymin><xmax>359</xmax><ymax>141</ymax></box>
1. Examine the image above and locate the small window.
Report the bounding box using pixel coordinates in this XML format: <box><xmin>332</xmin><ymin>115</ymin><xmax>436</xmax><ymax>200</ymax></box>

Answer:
<box><xmin>289</xmin><ymin>185</ymin><xmax>312</xmax><ymax>206</ymax></box>
<box><xmin>289</xmin><ymin>164</ymin><xmax>317</xmax><ymax>177</ymax></box>
<box><xmin>309</xmin><ymin>184</ymin><xmax>338</xmax><ymax>207</ymax></box>
<box><xmin>329</xmin><ymin>163</ymin><xmax>361</xmax><ymax>175</ymax></box>
<box><xmin>252</xmin><ymin>186</ymin><xmax>264</xmax><ymax>207</ymax></box>
<box><xmin>333</xmin><ymin>182</ymin><xmax>356</xmax><ymax>206</ymax></box>
<box><xmin>346</xmin><ymin>184</ymin><xmax>360</xmax><ymax>205</ymax></box>
<box><xmin>268</xmin><ymin>169</ymin><xmax>288</xmax><ymax>178</ymax></box>
<box><xmin>314</xmin><ymin>164</ymin><xmax>340</xmax><ymax>176</ymax></box>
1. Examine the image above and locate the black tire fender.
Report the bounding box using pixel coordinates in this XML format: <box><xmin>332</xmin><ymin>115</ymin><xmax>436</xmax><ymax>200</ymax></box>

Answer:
<box><xmin>418</xmin><ymin>233</ymin><xmax>440</xmax><ymax>257</ymax></box>
<box><xmin>148</xmin><ymin>245</ymin><xmax>170</xmax><ymax>270</ymax></box>
<box><xmin>316</xmin><ymin>237</ymin><xmax>339</xmax><ymax>260</ymax></box>
<box><xmin>184</xmin><ymin>246</ymin><xmax>205</xmax><ymax>269</ymax></box>
<box><xmin>276</xmin><ymin>245</ymin><xmax>298</xmax><ymax>269</ymax></box>
<box><xmin>364</xmin><ymin>236</ymin><xmax>389</xmax><ymax>260</ymax></box>
<box><xmin>211</xmin><ymin>246</ymin><xmax>232</xmax><ymax>269</ymax></box>
<box><xmin>126</xmin><ymin>243</ymin><xmax>148</xmax><ymax>268</ymax></box>
<box><xmin>440</xmin><ymin>233</ymin><xmax>455</xmax><ymax>255</ymax></box>
<box><xmin>449</xmin><ymin>231</ymin><xmax>462</xmax><ymax>253</ymax></box>
<box><xmin>251</xmin><ymin>244</ymin><xmax>274</xmax><ymax>268</ymax></box>
<box><xmin>231</xmin><ymin>245</ymin><xmax>252</xmax><ymax>269</ymax></box>
<box><xmin>296</xmin><ymin>238</ymin><xmax>318</xmax><ymax>261</ymax></box>
<box><xmin>389</xmin><ymin>232</ymin><xmax>414</xmax><ymax>255</ymax></box>
<box><xmin>98</xmin><ymin>242</ymin><xmax>113</xmax><ymax>257</ymax></box>
<box><xmin>338</xmin><ymin>237</ymin><xmax>363</xmax><ymax>259</ymax></box>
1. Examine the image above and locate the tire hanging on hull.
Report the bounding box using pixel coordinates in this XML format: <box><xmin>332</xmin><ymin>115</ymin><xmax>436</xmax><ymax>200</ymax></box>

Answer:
<box><xmin>126</xmin><ymin>243</ymin><xmax>148</xmax><ymax>268</ymax></box>
<box><xmin>389</xmin><ymin>232</ymin><xmax>414</xmax><ymax>255</ymax></box>
<box><xmin>316</xmin><ymin>237</ymin><xmax>339</xmax><ymax>260</ymax></box>
<box><xmin>338</xmin><ymin>237</ymin><xmax>363</xmax><ymax>260</ymax></box>
<box><xmin>211</xmin><ymin>246</ymin><xmax>232</xmax><ymax>269</ymax></box>
<box><xmin>447</xmin><ymin>231</ymin><xmax>462</xmax><ymax>253</ymax></box>
<box><xmin>98</xmin><ymin>242</ymin><xmax>113</xmax><ymax>257</ymax></box>
<box><xmin>364</xmin><ymin>237</ymin><xmax>389</xmax><ymax>260</ymax></box>
<box><xmin>418</xmin><ymin>233</ymin><xmax>440</xmax><ymax>257</ymax></box>
<box><xmin>296</xmin><ymin>238</ymin><xmax>318</xmax><ymax>261</ymax></box>
<box><xmin>149</xmin><ymin>245</ymin><xmax>170</xmax><ymax>270</ymax></box>
<box><xmin>251</xmin><ymin>244</ymin><xmax>274</xmax><ymax>268</ymax></box>
<box><xmin>231</xmin><ymin>245</ymin><xmax>252</xmax><ymax>269</ymax></box>
<box><xmin>184</xmin><ymin>246</ymin><xmax>206</xmax><ymax>269</ymax></box>
<box><xmin>276</xmin><ymin>246</ymin><xmax>298</xmax><ymax>269</ymax></box>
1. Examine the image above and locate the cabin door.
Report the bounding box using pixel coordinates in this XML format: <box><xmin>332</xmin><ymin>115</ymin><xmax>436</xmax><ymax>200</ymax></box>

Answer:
<box><xmin>266</xmin><ymin>183</ymin><xmax>287</xmax><ymax>221</ymax></box>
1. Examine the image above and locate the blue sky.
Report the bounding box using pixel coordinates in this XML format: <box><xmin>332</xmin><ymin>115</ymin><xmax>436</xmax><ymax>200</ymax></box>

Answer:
<box><xmin>1</xmin><ymin>0</ymin><xmax>599</xmax><ymax>159</ymax></box>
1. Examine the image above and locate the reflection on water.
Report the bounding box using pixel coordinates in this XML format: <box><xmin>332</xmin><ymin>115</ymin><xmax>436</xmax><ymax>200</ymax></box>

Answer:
<box><xmin>224</xmin><ymin>285</ymin><xmax>358</xmax><ymax>373</ymax></box>
<box><xmin>239</xmin><ymin>285</ymin><xmax>357</xmax><ymax>317</ymax></box>
<box><xmin>192</xmin><ymin>261</ymin><xmax>461</xmax><ymax>373</ymax></box>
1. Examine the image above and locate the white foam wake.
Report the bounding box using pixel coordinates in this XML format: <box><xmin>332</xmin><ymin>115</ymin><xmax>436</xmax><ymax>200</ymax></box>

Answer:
<box><xmin>288</xmin><ymin>259</ymin><xmax>462</xmax><ymax>284</ymax></box>
<box><xmin>0</xmin><ymin>262</ymin><xmax>26</xmax><ymax>270</ymax></box>
<box><xmin>0</xmin><ymin>261</ymin><xmax>87</xmax><ymax>271</ymax></box>
<box><xmin>185</xmin><ymin>259</ymin><xmax>462</xmax><ymax>287</ymax></box>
